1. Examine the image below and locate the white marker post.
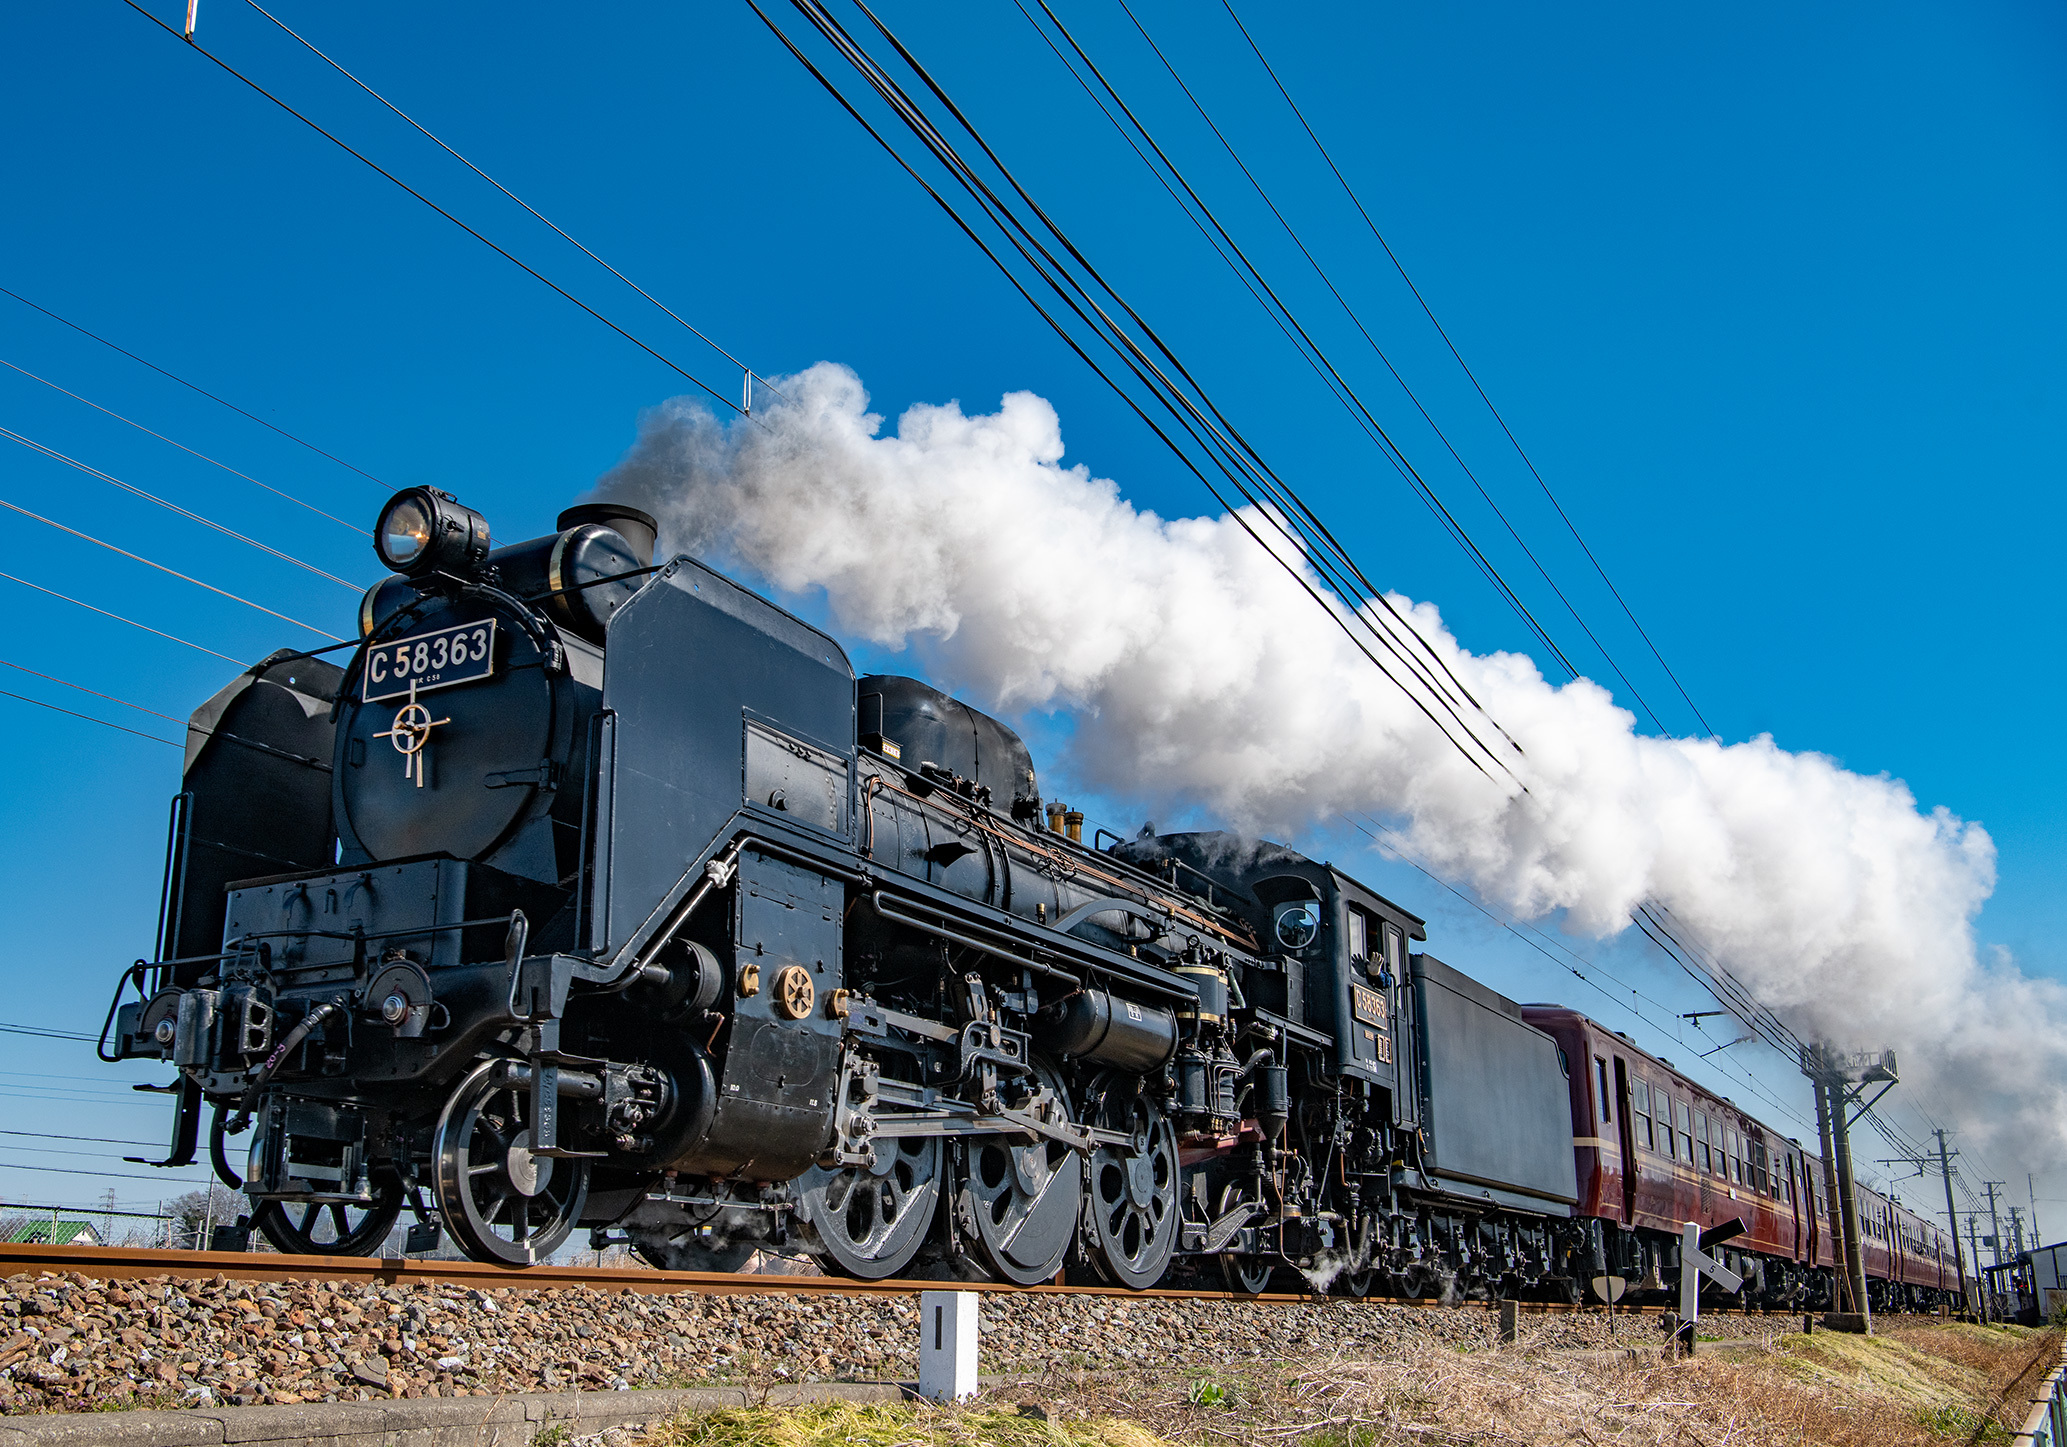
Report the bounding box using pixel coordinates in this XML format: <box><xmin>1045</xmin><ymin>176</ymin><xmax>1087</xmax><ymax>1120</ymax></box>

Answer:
<box><xmin>1677</xmin><ymin>1220</ymin><xmax>1746</xmax><ymax>1355</ymax></box>
<box><xmin>918</xmin><ymin>1290</ymin><xmax>980</xmax><ymax>1401</ymax></box>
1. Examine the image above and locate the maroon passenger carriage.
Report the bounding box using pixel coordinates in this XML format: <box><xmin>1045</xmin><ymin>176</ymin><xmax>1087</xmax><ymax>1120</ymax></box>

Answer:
<box><xmin>1524</xmin><ymin>1008</ymin><xmax>1958</xmax><ymax>1311</ymax></box>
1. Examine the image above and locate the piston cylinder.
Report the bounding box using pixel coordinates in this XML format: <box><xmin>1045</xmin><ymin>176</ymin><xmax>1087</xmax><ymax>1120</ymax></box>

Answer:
<box><xmin>1033</xmin><ymin>989</ymin><xmax>1178</xmax><ymax>1071</ymax></box>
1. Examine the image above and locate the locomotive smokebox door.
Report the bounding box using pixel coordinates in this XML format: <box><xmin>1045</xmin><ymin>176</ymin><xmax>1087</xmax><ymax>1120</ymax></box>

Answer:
<box><xmin>684</xmin><ymin>849</ymin><xmax>844</xmax><ymax>1180</ymax></box>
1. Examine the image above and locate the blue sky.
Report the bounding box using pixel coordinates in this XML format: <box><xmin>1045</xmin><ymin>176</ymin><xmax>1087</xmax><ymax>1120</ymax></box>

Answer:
<box><xmin>2</xmin><ymin>1</ymin><xmax>2061</xmax><ymax>1234</ymax></box>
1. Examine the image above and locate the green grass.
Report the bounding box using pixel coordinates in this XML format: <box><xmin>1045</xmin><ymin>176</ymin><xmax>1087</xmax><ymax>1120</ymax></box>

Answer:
<box><xmin>1917</xmin><ymin>1402</ymin><xmax>2011</xmax><ymax>1443</ymax></box>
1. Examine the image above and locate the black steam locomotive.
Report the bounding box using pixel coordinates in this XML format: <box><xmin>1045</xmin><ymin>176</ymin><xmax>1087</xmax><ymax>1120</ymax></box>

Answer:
<box><xmin>102</xmin><ymin>487</ymin><xmax>1589</xmax><ymax>1291</ymax></box>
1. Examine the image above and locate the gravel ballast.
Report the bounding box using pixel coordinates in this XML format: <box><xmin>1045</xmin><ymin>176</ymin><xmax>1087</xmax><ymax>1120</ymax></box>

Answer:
<box><xmin>0</xmin><ymin>1268</ymin><xmax>1789</xmax><ymax>1417</ymax></box>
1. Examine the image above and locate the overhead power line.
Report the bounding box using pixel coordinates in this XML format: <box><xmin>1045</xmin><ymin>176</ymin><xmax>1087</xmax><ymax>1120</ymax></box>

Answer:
<box><xmin>0</xmin><ymin>495</ymin><xmax>343</xmax><ymax>639</ymax></box>
<box><xmin>0</xmin><ymin>569</ymin><xmax>248</xmax><ymax>665</ymax></box>
<box><xmin>1219</xmin><ymin>0</ymin><xmax>1716</xmax><ymax>739</ymax></box>
<box><xmin>1013</xmin><ymin>0</ymin><xmax>1592</xmax><ymax>702</ymax></box>
<box><xmin>236</xmin><ymin>0</ymin><xmax>788</xmax><ymax>407</ymax></box>
<box><xmin>0</xmin><ymin>357</ymin><xmax>367</xmax><ymax>534</ymax></box>
<box><xmin>1103</xmin><ymin>0</ymin><xmax>1673</xmax><ymax>735</ymax></box>
<box><xmin>118</xmin><ymin>0</ymin><xmax>753</xmax><ymax>421</ymax></box>
<box><xmin>1</xmin><ymin>426</ymin><xmax>363</xmax><ymax>589</ymax></box>
<box><xmin>0</xmin><ymin>687</ymin><xmax>177</xmax><ymax>748</ymax></box>
<box><xmin>755</xmin><ymin>0</ymin><xmax>1524</xmax><ymax>785</ymax></box>
<box><xmin>0</xmin><ymin>1021</ymin><xmax>98</xmax><ymax>1043</ymax></box>
<box><xmin>1</xmin><ymin>659</ymin><xmax>191</xmax><ymax>730</ymax></box>
<box><xmin>0</xmin><ymin>285</ymin><xmax>390</xmax><ymax>491</ymax></box>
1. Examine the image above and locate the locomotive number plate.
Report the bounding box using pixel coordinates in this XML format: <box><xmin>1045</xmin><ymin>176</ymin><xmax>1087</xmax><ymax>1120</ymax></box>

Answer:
<box><xmin>363</xmin><ymin>620</ymin><xmax>497</xmax><ymax>702</ymax></box>
<box><xmin>1351</xmin><ymin>983</ymin><xmax>1388</xmax><ymax>1028</ymax></box>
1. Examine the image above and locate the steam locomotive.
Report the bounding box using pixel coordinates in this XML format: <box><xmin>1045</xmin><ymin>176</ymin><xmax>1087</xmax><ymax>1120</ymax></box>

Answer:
<box><xmin>102</xmin><ymin>488</ymin><xmax>1953</xmax><ymax>1309</ymax></box>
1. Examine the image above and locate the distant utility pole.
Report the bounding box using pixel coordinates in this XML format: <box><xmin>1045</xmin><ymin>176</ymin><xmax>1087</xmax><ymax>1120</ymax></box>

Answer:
<box><xmin>2009</xmin><ymin>1207</ymin><xmax>2027</xmax><ymax>1258</ymax></box>
<box><xmin>1933</xmin><ymin>1130</ymin><xmax>1970</xmax><ymax>1317</ymax></box>
<box><xmin>1984</xmin><ymin>1182</ymin><xmax>2008</xmax><ymax>1268</ymax></box>
<box><xmin>1804</xmin><ymin>1043</ymin><xmax>1898</xmax><ymax>1327</ymax></box>
<box><xmin>1968</xmin><ymin>1216</ymin><xmax>1991</xmax><ymax>1323</ymax></box>
<box><xmin>2030</xmin><ymin>1175</ymin><xmax>2043</xmax><ymax>1246</ymax></box>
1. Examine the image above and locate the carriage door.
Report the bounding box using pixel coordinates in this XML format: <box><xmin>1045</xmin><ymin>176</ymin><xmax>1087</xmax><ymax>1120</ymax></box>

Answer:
<box><xmin>1613</xmin><ymin>1056</ymin><xmax>1638</xmax><ymax>1224</ymax></box>
<box><xmin>1787</xmin><ymin>1154</ymin><xmax>1803</xmax><ymax>1259</ymax></box>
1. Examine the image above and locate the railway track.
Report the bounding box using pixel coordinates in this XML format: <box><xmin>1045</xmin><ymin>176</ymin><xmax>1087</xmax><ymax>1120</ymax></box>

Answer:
<box><xmin>0</xmin><ymin>1242</ymin><xmax>1714</xmax><ymax>1315</ymax></box>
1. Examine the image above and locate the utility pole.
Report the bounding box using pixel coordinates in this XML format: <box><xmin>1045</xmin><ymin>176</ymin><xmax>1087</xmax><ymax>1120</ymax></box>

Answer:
<box><xmin>1984</xmin><ymin>1182</ymin><xmax>2008</xmax><ymax>1268</ymax></box>
<box><xmin>1804</xmin><ymin>1043</ymin><xmax>1896</xmax><ymax>1328</ymax></box>
<box><xmin>1933</xmin><ymin>1130</ymin><xmax>1970</xmax><ymax>1319</ymax></box>
<box><xmin>2009</xmin><ymin>1206</ymin><xmax>2027</xmax><ymax>1258</ymax></box>
<box><xmin>1969</xmin><ymin>1216</ymin><xmax>1990</xmax><ymax>1323</ymax></box>
<box><xmin>2031</xmin><ymin>1175</ymin><xmax>2043</xmax><ymax>1246</ymax></box>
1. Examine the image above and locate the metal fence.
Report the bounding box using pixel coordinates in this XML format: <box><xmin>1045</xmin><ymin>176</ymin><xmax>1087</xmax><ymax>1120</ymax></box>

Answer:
<box><xmin>2016</xmin><ymin>1350</ymin><xmax>2067</xmax><ymax>1447</ymax></box>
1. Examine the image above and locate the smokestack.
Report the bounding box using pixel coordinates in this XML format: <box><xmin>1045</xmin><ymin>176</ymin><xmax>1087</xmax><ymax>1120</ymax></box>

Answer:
<box><xmin>558</xmin><ymin>502</ymin><xmax>658</xmax><ymax>565</ymax></box>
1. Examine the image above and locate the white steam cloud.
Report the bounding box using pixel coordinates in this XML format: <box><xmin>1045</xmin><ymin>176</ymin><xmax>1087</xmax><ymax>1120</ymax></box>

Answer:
<box><xmin>597</xmin><ymin>363</ymin><xmax>2063</xmax><ymax>1167</ymax></box>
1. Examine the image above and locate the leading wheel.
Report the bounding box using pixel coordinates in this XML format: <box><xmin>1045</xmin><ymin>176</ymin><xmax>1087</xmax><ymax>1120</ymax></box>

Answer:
<box><xmin>250</xmin><ymin>1182</ymin><xmax>403</xmax><ymax>1257</ymax></box>
<box><xmin>433</xmin><ymin>1059</ymin><xmax>589</xmax><ymax>1266</ymax></box>
<box><xmin>958</xmin><ymin>1059</ymin><xmax>1081</xmax><ymax>1285</ymax></box>
<box><xmin>1082</xmin><ymin>1073</ymin><xmax>1178</xmax><ymax>1290</ymax></box>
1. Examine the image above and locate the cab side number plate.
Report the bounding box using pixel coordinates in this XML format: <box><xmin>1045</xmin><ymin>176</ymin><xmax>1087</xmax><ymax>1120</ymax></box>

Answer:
<box><xmin>363</xmin><ymin>620</ymin><xmax>496</xmax><ymax>702</ymax></box>
<box><xmin>1352</xmin><ymin>983</ymin><xmax>1388</xmax><ymax>1028</ymax></box>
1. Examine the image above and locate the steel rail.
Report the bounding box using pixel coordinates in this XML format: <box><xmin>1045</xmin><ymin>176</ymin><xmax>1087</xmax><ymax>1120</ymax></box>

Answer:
<box><xmin>0</xmin><ymin>1242</ymin><xmax>1755</xmax><ymax>1317</ymax></box>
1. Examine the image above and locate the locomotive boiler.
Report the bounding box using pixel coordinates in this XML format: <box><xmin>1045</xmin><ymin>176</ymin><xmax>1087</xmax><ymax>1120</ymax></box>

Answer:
<box><xmin>100</xmin><ymin>486</ymin><xmax>1949</xmax><ymax>1310</ymax></box>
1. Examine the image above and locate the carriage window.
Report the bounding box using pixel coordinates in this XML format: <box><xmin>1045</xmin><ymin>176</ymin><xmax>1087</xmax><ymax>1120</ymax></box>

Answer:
<box><xmin>1596</xmin><ymin>1058</ymin><xmax>1612</xmax><ymax>1123</ymax></box>
<box><xmin>1694</xmin><ymin>1112</ymin><xmax>1710</xmax><ymax>1171</ymax></box>
<box><xmin>1346</xmin><ymin>908</ymin><xmax>1369</xmax><ymax>966</ymax></box>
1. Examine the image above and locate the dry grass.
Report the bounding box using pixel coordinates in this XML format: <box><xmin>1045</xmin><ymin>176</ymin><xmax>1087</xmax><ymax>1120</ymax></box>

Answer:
<box><xmin>639</xmin><ymin>1323</ymin><xmax>2061</xmax><ymax>1447</ymax></box>
<box><xmin>638</xmin><ymin>1400</ymin><xmax>1169</xmax><ymax>1447</ymax></box>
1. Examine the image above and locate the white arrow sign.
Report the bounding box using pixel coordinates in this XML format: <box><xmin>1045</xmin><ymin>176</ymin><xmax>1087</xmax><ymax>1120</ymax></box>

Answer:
<box><xmin>1678</xmin><ymin>1220</ymin><xmax>1746</xmax><ymax>1349</ymax></box>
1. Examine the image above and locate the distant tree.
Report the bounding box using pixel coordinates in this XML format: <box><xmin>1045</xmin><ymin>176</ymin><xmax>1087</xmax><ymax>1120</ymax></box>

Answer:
<box><xmin>167</xmin><ymin>1185</ymin><xmax>246</xmax><ymax>1249</ymax></box>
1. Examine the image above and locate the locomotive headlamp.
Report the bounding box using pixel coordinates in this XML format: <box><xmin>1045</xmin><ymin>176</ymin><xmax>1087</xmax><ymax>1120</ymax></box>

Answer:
<box><xmin>374</xmin><ymin>487</ymin><xmax>491</xmax><ymax>579</ymax></box>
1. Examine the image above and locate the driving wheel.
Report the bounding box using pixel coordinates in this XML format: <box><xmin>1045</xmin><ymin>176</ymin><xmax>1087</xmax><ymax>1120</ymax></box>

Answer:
<box><xmin>250</xmin><ymin>1182</ymin><xmax>403</xmax><ymax>1257</ymax></box>
<box><xmin>796</xmin><ymin>1133</ymin><xmax>942</xmax><ymax>1280</ymax></box>
<box><xmin>1082</xmin><ymin>1073</ymin><xmax>1178</xmax><ymax>1289</ymax></box>
<box><xmin>958</xmin><ymin>1059</ymin><xmax>1081</xmax><ymax>1285</ymax></box>
<box><xmin>433</xmin><ymin>1059</ymin><xmax>589</xmax><ymax>1265</ymax></box>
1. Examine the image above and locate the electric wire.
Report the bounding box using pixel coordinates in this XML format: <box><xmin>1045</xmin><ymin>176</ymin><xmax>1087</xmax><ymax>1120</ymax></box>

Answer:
<box><xmin>1</xmin><ymin>426</ymin><xmax>363</xmax><ymax>589</ymax></box>
<box><xmin>0</xmin><ymin>357</ymin><xmax>367</xmax><ymax>534</ymax></box>
<box><xmin>0</xmin><ymin>1130</ymin><xmax>167</xmax><ymax>1149</ymax></box>
<box><xmin>0</xmin><ymin>687</ymin><xmax>178</xmax><ymax>747</ymax></box>
<box><xmin>856</xmin><ymin>0</ymin><xmax>1510</xmax><ymax>738</ymax></box>
<box><xmin>1014</xmin><ymin>0</ymin><xmax>1586</xmax><ymax>695</ymax></box>
<box><xmin>759</xmin><ymin>0</ymin><xmax>1519</xmax><ymax>784</ymax></box>
<box><xmin>0</xmin><ymin>1021</ymin><xmax>97</xmax><ymax>1043</ymax></box>
<box><xmin>0</xmin><ymin>659</ymin><xmax>192</xmax><ymax>730</ymax></box>
<box><xmin>117</xmin><ymin>0</ymin><xmax>752</xmax><ymax>422</ymax></box>
<box><xmin>0</xmin><ymin>286</ymin><xmax>390</xmax><ymax>492</ymax></box>
<box><xmin>0</xmin><ymin>1162</ymin><xmax>213</xmax><ymax>1186</ymax></box>
<box><xmin>1219</xmin><ymin>0</ymin><xmax>1717</xmax><ymax>739</ymax></box>
<box><xmin>235</xmin><ymin>0</ymin><xmax>788</xmax><ymax>407</ymax></box>
<box><xmin>0</xmin><ymin>496</ymin><xmax>343</xmax><ymax>639</ymax></box>
<box><xmin>1344</xmin><ymin>813</ymin><xmax>1820</xmax><ymax>1141</ymax></box>
<box><xmin>0</xmin><ymin>570</ymin><xmax>247</xmax><ymax>665</ymax></box>
<box><xmin>1107</xmin><ymin>0</ymin><xmax>1673</xmax><ymax>733</ymax></box>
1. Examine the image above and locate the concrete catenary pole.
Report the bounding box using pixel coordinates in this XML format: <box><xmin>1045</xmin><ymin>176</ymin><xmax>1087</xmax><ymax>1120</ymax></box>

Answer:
<box><xmin>1935</xmin><ymin>1130</ymin><xmax>1970</xmax><ymax>1317</ymax></box>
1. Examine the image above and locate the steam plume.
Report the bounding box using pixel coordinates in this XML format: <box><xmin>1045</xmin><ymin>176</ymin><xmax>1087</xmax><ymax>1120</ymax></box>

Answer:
<box><xmin>597</xmin><ymin>363</ymin><xmax>2061</xmax><ymax>1166</ymax></box>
